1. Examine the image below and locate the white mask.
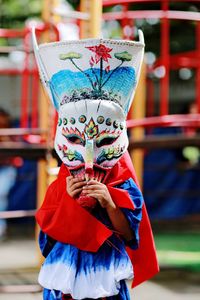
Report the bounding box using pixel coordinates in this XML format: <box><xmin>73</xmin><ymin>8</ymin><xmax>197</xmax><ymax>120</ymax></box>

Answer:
<box><xmin>32</xmin><ymin>31</ymin><xmax>144</xmax><ymax>180</ymax></box>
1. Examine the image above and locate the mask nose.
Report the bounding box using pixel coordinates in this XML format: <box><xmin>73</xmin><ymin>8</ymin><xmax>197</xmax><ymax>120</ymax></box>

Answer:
<box><xmin>85</xmin><ymin>139</ymin><xmax>94</xmax><ymax>179</ymax></box>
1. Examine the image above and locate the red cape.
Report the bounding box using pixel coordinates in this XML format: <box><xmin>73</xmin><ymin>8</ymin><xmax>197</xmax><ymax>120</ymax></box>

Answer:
<box><xmin>36</xmin><ymin>152</ymin><xmax>159</xmax><ymax>288</ymax></box>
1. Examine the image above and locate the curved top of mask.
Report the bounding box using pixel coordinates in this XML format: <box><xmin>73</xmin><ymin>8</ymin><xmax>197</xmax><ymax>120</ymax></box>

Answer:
<box><xmin>32</xmin><ymin>29</ymin><xmax>144</xmax><ymax>116</ymax></box>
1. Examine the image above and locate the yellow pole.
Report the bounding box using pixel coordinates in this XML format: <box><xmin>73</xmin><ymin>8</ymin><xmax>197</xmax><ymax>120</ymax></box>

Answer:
<box><xmin>80</xmin><ymin>0</ymin><xmax>102</xmax><ymax>38</ymax></box>
<box><xmin>37</xmin><ymin>0</ymin><xmax>61</xmax><ymax>210</ymax></box>
<box><xmin>42</xmin><ymin>0</ymin><xmax>53</xmax><ymax>22</ymax></box>
<box><xmin>130</xmin><ymin>63</ymin><xmax>146</xmax><ymax>189</ymax></box>
<box><xmin>36</xmin><ymin>0</ymin><xmax>60</xmax><ymax>262</ymax></box>
<box><xmin>52</xmin><ymin>0</ymin><xmax>62</xmax><ymax>23</ymax></box>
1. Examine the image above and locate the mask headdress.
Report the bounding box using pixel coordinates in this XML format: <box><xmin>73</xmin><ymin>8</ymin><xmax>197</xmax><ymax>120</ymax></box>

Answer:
<box><xmin>32</xmin><ymin>28</ymin><xmax>145</xmax><ymax>185</ymax></box>
<box><xmin>32</xmin><ymin>28</ymin><xmax>144</xmax><ymax>115</ymax></box>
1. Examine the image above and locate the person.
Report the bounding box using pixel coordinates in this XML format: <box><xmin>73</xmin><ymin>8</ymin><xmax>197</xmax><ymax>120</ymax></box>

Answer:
<box><xmin>0</xmin><ymin>109</ymin><xmax>17</xmax><ymax>240</ymax></box>
<box><xmin>32</xmin><ymin>29</ymin><xmax>159</xmax><ymax>300</ymax></box>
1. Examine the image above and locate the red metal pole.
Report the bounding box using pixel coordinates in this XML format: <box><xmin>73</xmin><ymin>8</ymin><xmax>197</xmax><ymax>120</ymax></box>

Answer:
<box><xmin>121</xmin><ymin>3</ymin><xmax>129</xmax><ymax>39</ymax></box>
<box><xmin>31</xmin><ymin>70</ymin><xmax>39</xmax><ymax>128</ymax></box>
<box><xmin>147</xmin><ymin>77</ymin><xmax>154</xmax><ymax>117</ymax></box>
<box><xmin>20</xmin><ymin>32</ymin><xmax>30</xmax><ymax>128</ymax></box>
<box><xmin>0</xmin><ymin>28</ymin><xmax>26</xmax><ymax>38</ymax></box>
<box><xmin>129</xmin><ymin>17</ymin><xmax>134</xmax><ymax>41</ymax></box>
<box><xmin>160</xmin><ymin>0</ymin><xmax>170</xmax><ymax>116</ymax></box>
<box><xmin>121</xmin><ymin>4</ymin><xmax>134</xmax><ymax>40</ymax></box>
<box><xmin>196</xmin><ymin>21</ymin><xmax>200</xmax><ymax>113</ymax></box>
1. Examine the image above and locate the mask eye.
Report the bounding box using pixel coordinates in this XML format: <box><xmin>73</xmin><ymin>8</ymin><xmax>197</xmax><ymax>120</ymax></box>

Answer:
<box><xmin>96</xmin><ymin>136</ymin><xmax>118</xmax><ymax>148</ymax></box>
<box><xmin>65</xmin><ymin>134</ymin><xmax>85</xmax><ymax>145</ymax></box>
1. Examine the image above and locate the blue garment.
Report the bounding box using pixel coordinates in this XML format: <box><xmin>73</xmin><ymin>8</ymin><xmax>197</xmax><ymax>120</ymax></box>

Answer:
<box><xmin>38</xmin><ymin>178</ymin><xmax>143</xmax><ymax>300</ymax></box>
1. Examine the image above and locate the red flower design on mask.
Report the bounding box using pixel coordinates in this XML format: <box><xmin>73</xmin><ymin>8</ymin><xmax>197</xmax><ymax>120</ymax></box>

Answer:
<box><xmin>86</xmin><ymin>44</ymin><xmax>112</xmax><ymax>64</ymax></box>
<box><xmin>105</xmin><ymin>65</ymin><xmax>110</xmax><ymax>73</ymax></box>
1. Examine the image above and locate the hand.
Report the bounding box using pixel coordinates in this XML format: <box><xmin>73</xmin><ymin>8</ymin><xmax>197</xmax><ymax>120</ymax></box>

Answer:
<box><xmin>83</xmin><ymin>180</ymin><xmax>133</xmax><ymax>241</ymax></box>
<box><xmin>66</xmin><ymin>176</ymin><xmax>87</xmax><ymax>198</ymax></box>
<box><xmin>82</xmin><ymin>180</ymin><xmax>116</xmax><ymax>210</ymax></box>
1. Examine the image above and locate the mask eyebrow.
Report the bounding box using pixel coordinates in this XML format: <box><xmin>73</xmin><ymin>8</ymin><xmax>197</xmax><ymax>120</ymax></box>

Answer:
<box><xmin>96</xmin><ymin>129</ymin><xmax>120</xmax><ymax>138</ymax></box>
<box><xmin>62</xmin><ymin>127</ymin><xmax>86</xmax><ymax>145</ymax></box>
<box><xmin>96</xmin><ymin>129</ymin><xmax>120</xmax><ymax>147</ymax></box>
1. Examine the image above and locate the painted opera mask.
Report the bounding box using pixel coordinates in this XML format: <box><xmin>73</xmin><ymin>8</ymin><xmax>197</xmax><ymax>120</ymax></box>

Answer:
<box><xmin>32</xmin><ymin>31</ymin><xmax>144</xmax><ymax>182</ymax></box>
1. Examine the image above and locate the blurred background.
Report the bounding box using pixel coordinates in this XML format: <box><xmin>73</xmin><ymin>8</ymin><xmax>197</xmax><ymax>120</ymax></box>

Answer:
<box><xmin>0</xmin><ymin>0</ymin><xmax>199</xmax><ymax>299</ymax></box>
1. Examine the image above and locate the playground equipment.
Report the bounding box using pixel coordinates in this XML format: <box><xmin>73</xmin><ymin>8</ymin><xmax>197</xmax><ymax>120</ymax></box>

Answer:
<box><xmin>103</xmin><ymin>0</ymin><xmax>200</xmax><ymax>119</ymax></box>
<box><xmin>102</xmin><ymin>0</ymin><xmax>200</xmax><ymax>184</ymax></box>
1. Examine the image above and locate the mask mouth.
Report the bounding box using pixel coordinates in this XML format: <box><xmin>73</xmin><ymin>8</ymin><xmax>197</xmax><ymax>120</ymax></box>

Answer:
<box><xmin>69</xmin><ymin>163</ymin><xmax>111</xmax><ymax>183</ymax></box>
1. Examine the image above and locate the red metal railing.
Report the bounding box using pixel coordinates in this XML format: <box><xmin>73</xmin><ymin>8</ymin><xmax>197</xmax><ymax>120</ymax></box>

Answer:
<box><xmin>127</xmin><ymin>114</ymin><xmax>200</xmax><ymax>129</ymax></box>
<box><xmin>0</xmin><ymin>23</ymin><xmax>60</xmax><ymax>129</ymax></box>
<box><xmin>103</xmin><ymin>0</ymin><xmax>200</xmax><ymax>118</ymax></box>
<box><xmin>103</xmin><ymin>0</ymin><xmax>200</xmax><ymax>6</ymax></box>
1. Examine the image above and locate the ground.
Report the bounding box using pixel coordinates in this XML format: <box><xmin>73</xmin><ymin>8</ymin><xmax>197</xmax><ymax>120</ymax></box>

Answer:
<box><xmin>0</xmin><ymin>221</ymin><xmax>200</xmax><ymax>300</ymax></box>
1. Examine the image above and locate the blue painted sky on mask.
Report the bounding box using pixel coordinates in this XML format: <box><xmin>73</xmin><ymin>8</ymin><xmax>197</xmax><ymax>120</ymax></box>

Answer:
<box><xmin>49</xmin><ymin>66</ymin><xmax>136</xmax><ymax>107</ymax></box>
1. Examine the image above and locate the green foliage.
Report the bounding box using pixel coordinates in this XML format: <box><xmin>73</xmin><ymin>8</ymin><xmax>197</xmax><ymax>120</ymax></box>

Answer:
<box><xmin>155</xmin><ymin>233</ymin><xmax>200</xmax><ymax>270</ymax></box>
<box><xmin>2</xmin><ymin>0</ymin><xmax>41</xmax><ymax>16</ymax></box>
<box><xmin>0</xmin><ymin>38</ymin><xmax>7</xmax><ymax>47</ymax></box>
<box><xmin>64</xmin><ymin>0</ymin><xmax>80</xmax><ymax>9</ymax></box>
<box><xmin>0</xmin><ymin>0</ymin><xmax>42</xmax><ymax>28</ymax></box>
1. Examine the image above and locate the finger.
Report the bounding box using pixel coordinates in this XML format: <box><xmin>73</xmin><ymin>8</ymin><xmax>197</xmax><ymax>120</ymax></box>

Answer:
<box><xmin>85</xmin><ymin>193</ymin><xmax>105</xmax><ymax>204</ymax></box>
<box><xmin>87</xmin><ymin>179</ymin><xmax>101</xmax><ymax>185</ymax></box>
<box><xmin>71</xmin><ymin>187</ymin><xmax>84</xmax><ymax>198</ymax></box>
<box><xmin>66</xmin><ymin>176</ymin><xmax>73</xmax><ymax>185</ymax></box>
<box><xmin>71</xmin><ymin>181</ymin><xmax>87</xmax><ymax>191</ymax></box>
<box><xmin>86</xmin><ymin>193</ymin><xmax>112</xmax><ymax>209</ymax></box>
<box><xmin>71</xmin><ymin>176</ymin><xmax>85</xmax><ymax>183</ymax></box>
<box><xmin>84</xmin><ymin>192</ymin><xmax>100</xmax><ymax>199</ymax></box>
<box><xmin>67</xmin><ymin>176</ymin><xmax>85</xmax><ymax>187</ymax></box>
<box><xmin>83</xmin><ymin>184</ymin><xmax>105</xmax><ymax>191</ymax></box>
<box><xmin>82</xmin><ymin>190</ymin><xmax>106</xmax><ymax>200</ymax></box>
<box><xmin>82</xmin><ymin>189</ymin><xmax>93</xmax><ymax>194</ymax></box>
<box><xmin>67</xmin><ymin>175</ymin><xmax>84</xmax><ymax>181</ymax></box>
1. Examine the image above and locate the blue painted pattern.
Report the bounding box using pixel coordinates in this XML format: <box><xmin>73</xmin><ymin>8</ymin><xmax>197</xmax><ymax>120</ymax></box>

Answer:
<box><xmin>39</xmin><ymin>178</ymin><xmax>143</xmax><ymax>300</ymax></box>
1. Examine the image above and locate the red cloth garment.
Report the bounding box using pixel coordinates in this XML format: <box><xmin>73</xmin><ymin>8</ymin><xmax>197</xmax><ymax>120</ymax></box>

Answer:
<box><xmin>36</xmin><ymin>152</ymin><xmax>159</xmax><ymax>287</ymax></box>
